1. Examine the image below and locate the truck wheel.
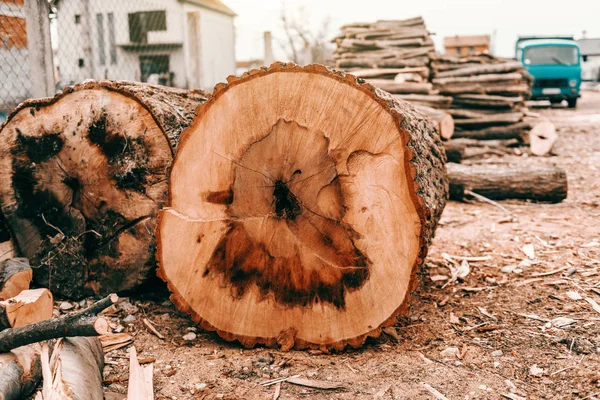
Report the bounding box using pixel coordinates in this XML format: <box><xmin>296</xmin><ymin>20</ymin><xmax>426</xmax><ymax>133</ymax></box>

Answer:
<box><xmin>567</xmin><ymin>98</ymin><xmax>577</xmax><ymax>108</ymax></box>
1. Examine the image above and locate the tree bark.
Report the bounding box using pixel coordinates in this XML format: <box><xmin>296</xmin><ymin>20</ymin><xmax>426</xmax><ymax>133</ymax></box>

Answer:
<box><xmin>39</xmin><ymin>338</ymin><xmax>104</xmax><ymax>400</ymax></box>
<box><xmin>394</xmin><ymin>94</ymin><xmax>453</xmax><ymax>109</ymax></box>
<box><xmin>350</xmin><ymin>67</ymin><xmax>429</xmax><ymax>80</ymax></box>
<box><xmin>432</xmin><ymin>72</ymin><xmax>524</xmax><ymax>86</ymax></box>
<box><xmin>448</xmin><ymin>163</ymin><xmax>567</xmax><ymax>203</ymax></box>
<box><xmin>434</xmin><ymin>61</ymin><xmax>524</xmax><ymax>78</ymax></box>
<box><xmin>0</xmin><ymin>258</ymin><xmax>31</xmax><ymax>301</ymax></box>
<box><xmin>365</xmin><ymin>80</ymin><xmax>432</xmax><ymax>94</ymax></box>
<box><xmin>453</xmin><ymin>112</ymin><xmax>524</xmax><ymax>128</ymax></box>
<box><xmin>453</xmin><ymin>121</ymin><xmax>533</xmax><ymax>140</ymax></box>
<box><xmin>452</xmin><ymin>94</ymin><xmax>524</xmax><ymax>109</ymax></box>
<box><xmin>0</xmin><ymin>81</ymin><xmax>206</xmax><ymax>298</ymax></box>
<box><xmin>414</xmin><ymin>105</ymin><xmax>455</xmax><ymax>139</ymax></box>
<box><xmin>438</xmin><ymin>83</ymin><xmax>530</xmax><ymax>96</ymax></box>
<box><xmin>0</xmin><ymin>289</ymin><xmax>53</xmax><ymax>331</ymax></box>
<box><xmin>443</xmin><ymin>141</ymin><xmax>466</xmax><ymax>163</ymax></box>
<box><xmin>0</xmin><ymin>294</ymin><xmax>116</xmax><ymax>353</ymax></box>
<box><xmin>0</xmin><ymin>344</ymin><xmax>41</xmax><ymax>400</ymax></box>
<box><xmin>157</xmin><ymin>63</ymin><xmax>448</xmax><ymax>351</ymax></box>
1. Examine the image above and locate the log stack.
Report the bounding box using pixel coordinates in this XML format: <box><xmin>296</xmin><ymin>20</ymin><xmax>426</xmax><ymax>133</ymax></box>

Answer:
<box><xmin>430</xmin><ymin>54</ymin><xmax>534</xmax><ymax>141</ymax></box>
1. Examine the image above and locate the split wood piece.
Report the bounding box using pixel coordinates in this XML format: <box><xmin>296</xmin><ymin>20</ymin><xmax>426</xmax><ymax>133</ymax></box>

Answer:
<box><xmin>127</xmin><ymin>346</ymin><xmax>153</xmax><ymax>400</ymax></box>
<box><xmin>453</xmin><ymin>112</ymin><xmax>524</xmax><ymax>128</ymax></box>
<box><xmin>0</xmin><ymin>288</ymin><xmax>53</xmax><ymax>331</ymax></box>
<box><xmin>39</xmin><ymin>337</ymin><xmax>104</xmax><ymax>400</ymax></box>
<box><xmin>443</xmin><ymin>141</ymin><xmax>466</xmax><ymax>163</ymax></box>
<box><xmin>395</xmin><ymin>94</ymin><xmax>453</xmax><ymax>109</ymax></box>
<box><xmin>157</xmin><ymin>63</ymin><xmax>448</xmax><ymax>351</ymax></box>
<box><xmin>99</xmin><ymin>332</ymin><xmax>134</xmax><ymax>352</ymax></box>
<box><xmin>448</xmin><ymin>163</ymin><xmax>567</xmax><ymax>203</ymax></box>
<box><xmin>350</xmin><ymin>67</ymin><xmax>429</xmax><ymax>80</ymax></box>
<box><xmin>0</xmin><ymin>257</ymin><xmax>31</xmax><ymax>300</ymax></box>
<box><xmin>0</xmin><ymin>241</ymin><xmax>16</xmax><ymax>264</ymax></box>
<box><xmin>452</xmin><ymin>94</ymin><xmax>524</xmax><ymax>109</ymax></box>
<box><xmin>0</xmin><ymin>81</ymin><xmax>207</xmax><ymax>298</ymax></box>
<box><xmin>413</xmin><ymin>105</ymin><xmax>455</xmax><ymax>140</ymax></box>
<box><xmin>364</xmin><ymin>80</ymin><xmax>432</xmax><ymax>94</ymax></box>
<box><xmin>434</xmin><ymin>62</ymin><xmax>524</xmax><ymax>78</ymax></box>
<box><xmin>453</xmin><ymin>122</ymin><xmax>533</xmax><ymax>141</ymax></box>
<box><xmin>432</xmin><ymin>73</ymin><xmax>524</xmax><ymax>86</ymax></box>
<box><xmin>529</xmin><ymin>120</ymin><xmax>557</xmax><ymax>156</ymax></box>
<box><xmin>0</xmin><ymin>293</ymin><xmax>117</xmax><ymax>353</ymax></box>
<box><xmin>0</xmin><ymin>344</ymin><xmax>42</xmax><ymax>400</ymax></box>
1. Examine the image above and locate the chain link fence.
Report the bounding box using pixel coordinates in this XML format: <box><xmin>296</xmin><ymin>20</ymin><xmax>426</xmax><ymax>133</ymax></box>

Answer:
<box><xmin>1</xmin><ymin>0</ymin><xmax>236</xmax><ymax>122</ymax></box>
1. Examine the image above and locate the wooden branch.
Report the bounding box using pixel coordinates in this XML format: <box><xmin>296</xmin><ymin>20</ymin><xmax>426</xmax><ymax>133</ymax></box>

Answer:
<box><xmin>414</xmin><ymin>105</ymin><xmax>455</xmax><ymax>139</ymax></box>
<box><xmin>0</xmin><ymin>344</ymin><xmax>41</xmax><ymax>400</ymax></box>
<box><xmin>438</xmin><ymin>83</ymin><xmax>530</xmax><ymax>96</ymax></box>
<box><xmin>0</xmin><ymin>288</ymin><xmax>53</xmax><ymax>331</ymax></box>
<box><xmin>0</xmin><ymin>258</ymin><xmax>32</xmax><ymax>301</ymax></box>
<box><xmin>395</xmin><ymin>94</ymin><xmax>453</xmax><ymax>109</ymax></box>
<box><xmin>351</xmin><ymin>67</ymin><xmax>429</xmax><ymax>80</ymax></box>
<box><xmin>0</xmin><ymin>294</ymin><xmax>117</xmax><ymax>353</ymax></box>
<box><xmin>432</xmin><ymin>72</ymin><xmax>524</xmax><ymax>86</ymax></box>
<box><xmin>127</xmin><ymin>346</ymin><xmax>153</xmax><ymax>400</ymax></box>
<box><xmin>434</xmin><ymin>61</ymin><xmax>524</xmax><ymax>78</ymax></box>
<box><xmin>443</xmin><ymin>141</ymin><xmax>465</xmax><ymax>163</ymax></box>
<box><xmin>453</xmin><ymin>112</ymin><xmax>524</xmax><ymax>128</ymax></box>
<box><xmin>453</xmin><ymin>122</ymin><xmax>533</xmax><ymax>141</ymax></box>
<box><xmin>448</xmin><ymin>163</ymin><xmax>567</xmax><ymax>203</ymax></box>
<box><xmin>365</xmin><ymin>80</ymin><xmax>432</xmax><ymax>94</ymax></box>
<box><xmin>452</xmin><ymin>94</ymin><xmax>524</xmax><ymax>109</ymax></box>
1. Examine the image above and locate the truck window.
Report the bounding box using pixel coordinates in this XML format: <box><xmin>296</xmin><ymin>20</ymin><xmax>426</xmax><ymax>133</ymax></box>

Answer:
<box><xmin>523</xmin><ymin>46</ymin><xmax>578</xmax><ymax>66</ymax></box>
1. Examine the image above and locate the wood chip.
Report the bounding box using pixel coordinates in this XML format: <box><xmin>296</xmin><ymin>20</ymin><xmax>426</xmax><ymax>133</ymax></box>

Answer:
<box><xmin>142</xmin><ymin>318</ymin><xmax>164</xmax><ymax>340</ymax></box>
<box><xmin>477</xmin><ymin>306</ymin><xmax>497</xmax><ymax>320</ymax></box>
<box><xmin>521</xmin><ymin>244</ymin><xmax>535</xmax><ymax>259</ymax></box>
<box><xmin>502</xmin><ymin>394</ymin><xmax>526</xmax><ymax>400</ymax></box>
<box><xmin>421</xmin><ymin>383</ymin><xmax>449</xmax><ymax>400</ymax></box>
<box><xmin>273</xmin><ymin>382</ymin><xmax>281</xmax><ymax>400</ymax></box>
<box><xmin>586</xmin><ymin>298</ymin><xmax>600</xmax><ymax>314</ymax></box>
<box><xmin>261</xmin><ymin>375</ymin><xmax>301</xmax><ymax>387</ymax></box>
<box><xmin>531</xmin><ymin>266</ymin><xmax>568</xmax><ymax>277</ymax></box>
<box><xmin>99</xmin><ymin>333</ymin><xmax>134</xmax><ymax>352</ymax></box>
<box><xmin>286</xmin><ymin>377</ymin><xmax>343</xmax><ymax>390</ymax></box>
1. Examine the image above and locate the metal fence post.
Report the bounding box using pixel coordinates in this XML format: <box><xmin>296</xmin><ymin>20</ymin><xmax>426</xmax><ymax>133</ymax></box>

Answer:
<box><xmin>24</xmin><ymin>0</ymin><xmax>54</xmax><ymax>98</ymax></box>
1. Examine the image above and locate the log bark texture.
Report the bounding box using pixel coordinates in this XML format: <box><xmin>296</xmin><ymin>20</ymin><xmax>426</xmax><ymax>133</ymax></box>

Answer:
<box><xmin>157</xmin><ymin>63</ymin><xmax>448</xmax><ymax>351</ymax></box>
<box><xmin>414</xmin><ymin>105</ymin><xmax>455</xmax><ymax>139</ymax></box>
<box><xmin>453</xmin><ymin>122</ymin><xmax>533</xmax><ymax>140</ymax></box>
<box><xmin>448</xmin><ymin>163</ymin><xmax>567</xmax><ymax>203</ymax></box>
<box><xmin>0</xmin><ymin>344</ymin><xmax>41</xmax><ymax>400</ymax></box>
<box><xmin>443</xmin><ymin>141</ymin><xmax>466</xmax><ymax>163</ymax></box>
<box><xmin>0</xmin><ymin>81</ymin><xmax>207</xmax><ymax>298</ymax></box>
<box><xmin>0</xmin><ymin>258</ymin><xmax>31</xmax><ymax>301</ymax></box>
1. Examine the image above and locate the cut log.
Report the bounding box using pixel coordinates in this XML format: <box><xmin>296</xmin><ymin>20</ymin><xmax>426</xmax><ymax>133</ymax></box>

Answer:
<box><xmin>529</xmin><ymin>120</ymin><xmax>557</xmax><ymax>156</ymax></box>
<box><xmin>453</xmin><ymin>122</ymin><xmax>533</xmax><ymax>141</ymax></box>
<box><xmin>432</xmin><ymin>72</ymin><xmax>524</xmax><ymax>86</ymax></box>
<box><xmin>0</xmin><ymin>258</ymin><xmax>32</xmax><ymax>301</ymax></box>
<box><xmin>337</xmin><ymin>56</ymin><xmax>429</xmax><ymax>69</ymax></box>
<box><xmin>351</xmin><ymin>67</ymin><xmax>429</xmax><ymax>80</ymax></box>
<box><xmin>0</xmin><ymin>80</ymin><xmax>206</xmax><ymax>298</ymax></box>
<box><xmin>453</xmin><ymin>112</ymin><xmax>524</xmax><ymax>128</ymax></box>
<box><xmin>443</xmin><ymin>141</ymin><xmax>466</xmax><ymax>163</ymax></box>
<box><xmin>434</xmin><ymin>61</ymin><xmax>524</xmax><ymax>78</ymax></box>
<box><xmin>156</xmin><ymin>63</ymin><xmax>448</xmax><ymax>351</ymax></box>
<box><xmin>413</xmin><ymin>105</ymin><xmax>455</xmax><ymax>139</ymax></box>
<box><xmin>365</xmin><ymin>80</ymin><xmax>432</xmax><ymax>94</ymax></box>
<box><xmin>438</xmin><ymin>83</ymin><xmax>530</xmax><ymax>96</ymax></box>
<box><xmin>0</xmin><ymin>344</ymin><xmax>42</xmax><ymax>400</ymax></box>
<box><xmin>448</xmin><ymin>163</ymin><xmax>567</xmax><ymax>203</ymax></box>
<box><xmin>127</xmin><ymin>346</ymin><xmax>153</xmax><ymax>400</ymax></box>
<box><xmin>395</xmin><ymin>94</ymin><xmax>453</xmax><ymax>109</ymax></box>
<box><xmin>452</xmin><ymin>94</ymin><xmax>524</xmax><ymax>109</ymax></box>
<box><xmin>0</xmin><ymin>293</ymin><xmax>116</xmax><ymax>353</ymax></box>
<box><xmin>0</xmin><ymin>288</ymin><xmax>53</xmax><ymax>331</ymax></box>
<box><xmin>40</xmin><ymin>337</ymin><xmax>104</xmax><ymax>400</ymax></box>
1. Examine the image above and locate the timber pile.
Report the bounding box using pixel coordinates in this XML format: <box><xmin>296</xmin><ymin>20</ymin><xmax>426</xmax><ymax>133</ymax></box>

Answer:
<box><xmin>430</xmin><ymin>54</ymin><xmax>535</xmax><ymax>141</ymax></box>
<box><xmin>0</xmin><ymin>81</ymin><xmax>207</xmax><ymax>298</ymax></box>
<box><xmin>157</xmin><ymin>63</ymin><xmax>448</xmax><ymax>351</ymax></box>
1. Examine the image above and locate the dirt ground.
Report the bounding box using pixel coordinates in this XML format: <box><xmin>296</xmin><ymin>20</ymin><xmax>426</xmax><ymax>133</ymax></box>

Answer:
<box><xmin>96</xmin><ymin>91</ymin><xmax>600</xmax><ymax>400</ymax></box>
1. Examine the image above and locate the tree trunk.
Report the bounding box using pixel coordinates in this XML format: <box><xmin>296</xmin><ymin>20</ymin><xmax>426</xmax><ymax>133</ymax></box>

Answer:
<box><xmin>452</xmin><ymin>94</ymin><xmax>524</xmax><ymax>109</ymax></box>
<box><xmin>453</xmin><ymin>121</ymin><xmax>533</xmax><ymax>140</ymax></box>
<box><xmin>394</xmin><ymin>94</ymin><xmax>452</xmax><ymax>109</ymax></box>
<box><xmin>0</xmin><ymin>81</ymin><xmax>206</xmax><ymax>298</ymax></box>
<box><xmin>414</xmin><ymin>105</ymin><xmax>455</xmax><ymax>139</ymax></box>
<box><xmin>432</xmin><ymin>72</ymin><xmax>524</xmax><ymax>86</ymax></box>
<box><xmin>443</xmin><ymin>141</ymin><xmax>466</xmax><ymax>163</ymax></box>
<box><xmin>453</xmin><ymin>112</ymin><xmax>524</xmax><ymax>128</ymax></box>
<box><xmin>40</xmin><ymin>337</ymin><xmax>104</xmax><ymax>400</ymax></box>
<box><xmin>438</xmin><ymin>83</ymin><xmax>530</xmax><ymax>96</ymax></box>
<box><xmin>0</xmin><ymin>258</ymin><xmax>32</xmax><ymax>301</ymax></box>
<box><xmin>434</xmin><ymin>61</ymin><xmax>524</xmax><ymax>78</ymax></box>
<box><xmin>0</xmin><ymin>289</ymin><xmax>53</xmax><ymax>331</ymax></box>
<box><xmin>0</xmin><ymin>344</ymin><xmax>41</xmax><ymax>400</ymax></box>
<box><xmin>448</xmin><ymin>163</ymin><xmax>567</xmax><ymax>203</ymax></box>
<box><xmin>156</xmin><ymin>63</ymin><xmax>448</xmax><ymax>351</ymax></box>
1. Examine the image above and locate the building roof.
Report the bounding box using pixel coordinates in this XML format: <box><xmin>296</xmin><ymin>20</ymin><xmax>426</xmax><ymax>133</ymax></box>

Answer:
<box><xmin>517</xmin><ymin>39</ymin><xmax>579</xmax><ymax>49</ymax></box>
<box><xmin>444</xmin><ymin>35</ymin><xmax>490</xmax><ymax>48</ymax></box>
<box><xmin>181</xmin><ymin>0</ymin><xmax>236</xmax><ymax>16</ymax></box>
<box><xmin>578</xmin><ymin>38</ymin><xmax>600</xmax><ymax>56</ymax></box>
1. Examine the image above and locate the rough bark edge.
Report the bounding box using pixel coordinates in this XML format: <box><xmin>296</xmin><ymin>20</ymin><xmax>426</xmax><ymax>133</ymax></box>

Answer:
<box><xmin>1</xmin><ymin>80</ymin><xmax>208</xmax><ymax>155</ymax></box>
<box><xmin>156</xmin><ymin>62</ymin><xmax>448</xmax><ymax>351</ymax></box>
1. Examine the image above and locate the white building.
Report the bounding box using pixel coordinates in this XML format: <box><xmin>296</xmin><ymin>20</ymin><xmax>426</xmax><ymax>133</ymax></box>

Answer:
<box><xmin>53</xmin><ymin>0</ymin><xmax>236</xmax><ymax>90</ymax></box>
<box><xmin>578</xmin><ymin>38</ymin><xmax>600</xmax><ymax>82</ymax></box>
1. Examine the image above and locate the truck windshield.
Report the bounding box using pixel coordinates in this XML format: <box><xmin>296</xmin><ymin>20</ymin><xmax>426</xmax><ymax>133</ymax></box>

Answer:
<box><xmin>523</xmin><ymin>46</ymin><xmax>579</xmax><ymax>66</ymax></box>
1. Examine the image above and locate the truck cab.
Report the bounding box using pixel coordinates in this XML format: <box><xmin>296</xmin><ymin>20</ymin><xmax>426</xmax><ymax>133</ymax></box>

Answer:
<box><xmin>517</xmin><ymin>39</ymin><xmax>582</xmax><ymax>108</ymax></box>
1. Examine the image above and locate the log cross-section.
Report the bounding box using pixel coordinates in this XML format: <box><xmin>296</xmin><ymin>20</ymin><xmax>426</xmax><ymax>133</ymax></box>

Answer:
<box><xmin>156</xmin><ymin>63</ymin><xmax>448</xmax><ymax>351</ymax></box>
<box><xmin>0</xmin><ymin>81</ymin><xmax>206</xmax><ymax>298</ymax></box>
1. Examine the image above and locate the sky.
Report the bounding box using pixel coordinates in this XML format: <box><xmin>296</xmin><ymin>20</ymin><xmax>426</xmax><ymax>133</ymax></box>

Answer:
<box><xmin>223</xmin><ymin>0</ymin><xmax>600</xmax><ymax>62</ymax></box>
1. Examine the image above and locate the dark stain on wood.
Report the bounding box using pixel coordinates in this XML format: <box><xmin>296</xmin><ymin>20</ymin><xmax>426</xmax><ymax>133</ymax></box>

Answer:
<box><xmin>206</xmin><ymin>189</ymin><xmax>234</xmax><ymax>205</ymax></box>
<box><xmin>14</xmin><ymin>129</ymin><xmax>64</xmax><ymax>163</ymax></box>
<box><xmin>88</xmin><ymin>112</ymin><xmax>127</xmax><ymax>160</ymax></box>
<box><xmin>273</xmin><ymin>180</ymin><xmax>302</xmax><ymax>220</ymax></box>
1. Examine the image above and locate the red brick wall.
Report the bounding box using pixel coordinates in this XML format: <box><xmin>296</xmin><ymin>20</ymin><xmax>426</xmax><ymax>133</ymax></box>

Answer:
<box><xmin>0</xmin><ymin>15</ymin><xmax>28</xmax><ymax>49</ymax></box>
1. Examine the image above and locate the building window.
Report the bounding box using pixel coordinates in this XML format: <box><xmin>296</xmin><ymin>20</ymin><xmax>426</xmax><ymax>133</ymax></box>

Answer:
<box><xmin>108</xmin><ymin>13</ymin><xmax>117</xmax><ymax>65</ymax></box>
<box><xmin>140</xmin><ymin>55</ymin><xmax>170</xmax><ymax>85</ymax></box>
<box><xmin>75</xmin><ymin>14</ymin><xmax>81</xmax><ymax>24</ymax></box>
<box><xmin>96</xmin><ymin>13</ymin><xmax>106</xmax><ymax>66</ymax></box>
<box><xmin>78</xmin><ymin>58</ymin><xmax>85</xmax><ymax>67</ymax></box>
<box><xmin>469</xmin><ymin>46</ymin><xmax>475</xmax><ymax>54</ymax></box>
<box><xmin>456</xmin><ymin>46</ymin><xmax>461</xmax><ymax>55</ymax></box>
<box><xmin>128</xmin><ymin>10</ymin><xmax>167</xmax><ymax>43</ymax></box>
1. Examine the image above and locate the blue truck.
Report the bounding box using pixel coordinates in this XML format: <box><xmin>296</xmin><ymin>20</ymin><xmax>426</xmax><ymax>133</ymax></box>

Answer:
<box><xmin>516</xmin><ymin>37</ymin><xmax>582</xmax><ymax>108</ymax></box>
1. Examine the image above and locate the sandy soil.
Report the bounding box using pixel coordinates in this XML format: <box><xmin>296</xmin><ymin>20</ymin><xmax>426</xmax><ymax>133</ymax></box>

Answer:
<box><xmin>95</xmin><ymin>91</ymin><xmax>600</xmax><ymax>400</ymax></box>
